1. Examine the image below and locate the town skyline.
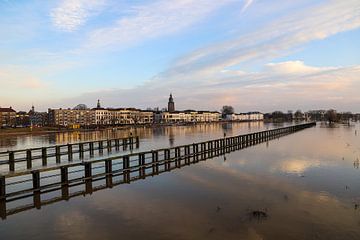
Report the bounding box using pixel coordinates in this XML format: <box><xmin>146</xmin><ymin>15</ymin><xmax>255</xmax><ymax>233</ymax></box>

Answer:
<box><xmin>1</xmin><ymin>1</ymin><xmax>360</xmax><ymax>112</ymax></box>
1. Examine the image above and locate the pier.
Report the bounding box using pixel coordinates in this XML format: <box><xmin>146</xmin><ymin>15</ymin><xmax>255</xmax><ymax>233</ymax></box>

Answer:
<box><xmin>0</xmin><ymin>122</ymin><xmax>316</xmax><ymax>219</ymax></box>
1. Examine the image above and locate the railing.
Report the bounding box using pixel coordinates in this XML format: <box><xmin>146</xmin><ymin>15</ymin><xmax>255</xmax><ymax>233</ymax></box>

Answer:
<box><xmin>0</xmin><ymin>122</ymin><xmax>316</xmax><ymax>220</ymax></box>
<box><xmin>0</xmin><ymin>136</ymin><xmax>140</xmax><ymax>172</ymax></box>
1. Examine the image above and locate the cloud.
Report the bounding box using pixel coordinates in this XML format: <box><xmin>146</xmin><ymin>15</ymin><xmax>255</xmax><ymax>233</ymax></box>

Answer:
<box><xmin>50</xmin><ymin>0</ymin><xmax>106</xmax><ymax>32</ymax></box>
<box><xmin>264</xmin><ymin>61</ymin><xmax>335</xmax><ymax>75</ymax></box>
<box><xmin>241</xmin><ymin>0</ymin><xmax>254</xmax><ymax>13</ymax></box>
<box><xmin>83</xmin><ymin>0</ymin><xmax>233</xmax><ymax>50</ymax></box>
<box><xmin>59</xmin><ymin>61</ymin><xmax>360</xmax><ymax>112</ymax></box>
<box><xmin>168</xmin><ymin>0</ymin><xmax>360</xmax><ymax>77</ymax></box>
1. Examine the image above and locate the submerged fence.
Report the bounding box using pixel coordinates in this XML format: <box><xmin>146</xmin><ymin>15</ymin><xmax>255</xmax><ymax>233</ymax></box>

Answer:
<box><xmin>0</xmin><ymin>136</ymin><xmax>140</xmax><ymax>172</ymax></box>
<box><xmin>0</xmin><ymin>122</ymin><xmax>316</xmax><ymax>219</ymax></box>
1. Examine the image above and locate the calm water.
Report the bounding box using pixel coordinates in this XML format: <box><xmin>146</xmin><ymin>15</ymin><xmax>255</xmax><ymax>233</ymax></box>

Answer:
<box><xmin>1</xmin><ymin>121</ymin><xmax>360</xmax><ymax>239</ymax></box>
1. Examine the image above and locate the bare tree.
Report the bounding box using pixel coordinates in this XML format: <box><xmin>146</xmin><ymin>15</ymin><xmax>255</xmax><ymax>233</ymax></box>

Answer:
<box><xmin>325</xmin><ymin>109</ymin><xmax>338</xmax><ymax>123</ymax></box>
<box><xmin>221</xmin><ymin>106</ymin><xmax>234</xmax><ymax>116</ymax></box>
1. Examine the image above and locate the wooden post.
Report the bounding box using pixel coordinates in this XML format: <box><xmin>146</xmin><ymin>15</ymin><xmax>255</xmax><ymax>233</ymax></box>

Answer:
<box><xmin>42</xmin><ymin>147</ymin><xmax>47</xmax><ymax>166</ymax></box>
<box><xmin>164</xmin><ymin>149</ymin><xmax>170</xmax><ymax>170</ymax></box>
<box><xmin>99</xmin><ymin>141</ymin><xmax>103</xmax><ymax>153</ymax></box>
<box><xmin>26</xmin><ymin>149</ymin><xmax>32</xmax><ymax>169</ymax></box>
<box><xmin>139</xmin><ymin>153</ymin><xmax>145</xmax><ymax>178</ymax></box>
<box><xmin>175</xmin><ymin>147</ymin><xmax>180</xmax><ymax>167</ymax></box>
<box><xmin>61</xmin><ymin>166</ymin><xmax>68</xmax><ymax>185</ymax></box>
<box><xmin>79</xmin><ymin>143</ymin><xmax>84</xmax><ymax>159</ymax></box>
<box><xmin>32</xmin><ymin>170</ymin><xmax>40</xmax><ymax>190</ymax></box>
<box><xmin>68</xmin><ymin>144</ymin><xmax>73</xmax><ymax>161</ymax></box>
<box><xmin>123</xmin><ymin>156</ymin><xmax>130</xmax><ymax>183</ymax></box>
<box><xmin>136</xmin><ymin>136</ymin><xmax>140</xmax><ymax>148</ymax></box>
<box><xmin>105</xmin><ymin>159</ymin><xmax>112</xmax><ymax>175</ymax></box>
<box><xmin>122</xmin><ymin>139</ymin><xmax>127</xmax><ymax>151</ymax></box>
<box><xmin>0</xmin><ymin>175</ymin><xmax>5</xmax><ymax>199</ymax></box>
<box><xmin>9</xmin><ymin>151</ymin><xmax>15</xmax><ymax>172</ymax></box>
<box><xmin>84</xmin><ymin>162</ymin><xmax>92</xmax><ymax>194</ymax></box>
<box><xmin>56</xmin><ymin>146</ymin><xmax>61</xmax><ymax>163</ymax></box>
<box><xmin>89</xmin><ymin>142</ymin><xmax>94</xmax><ymax>156</ymax></box>
<box><xmin>62</xmin><ymin>185</ymin><xmax>69</xmax><ymax>200</ymax></box>
<box><xmin>130</xmin><ymin>137</ymin><xmax>134</xmax><ymax>149</ymax></box>
<box><xmin>34</xmin><ymin>191</ymin><xmax>41</xmax><ymax>209</ymax></box>
<box><xmin>107</xmin><ymin>140</ymin><xmax>112</xmax><ymax>152</ymax></box>
<box><xmin>0</xmin><ymin>199</ymin><xmax>5</xmax><ymax>220</ymax></box>
<box><xmin>84</xmin><ymin>162</ymin><xmax>92</xmax><ymax>179</ymax></box>
<box><xmin>123</xmin><ymin>156</ymin><xmax>129</xmax><ymax>170</ymax></box>
<box><xmin>0</xmin><ymin>175</ymin><xmax>5</xmax><ymax>219</ymax></box>
<box><xmin>152</xmin><ymin>151</ymin><xmax>159</xmax><ymax>173</ymax></box>
<box><xmin>115</xmin><ymin>139</ymin><xmax>120</xmax><ymax>150</ymax></box>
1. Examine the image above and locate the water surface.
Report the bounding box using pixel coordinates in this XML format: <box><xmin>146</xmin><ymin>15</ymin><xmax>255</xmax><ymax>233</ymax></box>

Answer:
<box><xmin>1</xmin><ymin>122</ymin><xmax>360</xmax><ymax>240</ymax></box>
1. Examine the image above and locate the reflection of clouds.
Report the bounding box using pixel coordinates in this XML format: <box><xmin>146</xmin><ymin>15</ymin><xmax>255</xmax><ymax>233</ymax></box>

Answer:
<box><xmin>54</xmin><ymin>210</ymin><xmax>93</xmax><ymax>240</ymax></box>
<box><xmin>279</xmin><ymin>159</ymin><xmax>321</xmax><ymax>175</ymax></box>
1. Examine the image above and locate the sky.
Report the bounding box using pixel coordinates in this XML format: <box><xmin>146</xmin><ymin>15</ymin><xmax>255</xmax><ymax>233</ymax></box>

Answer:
<box><xmin>0</xmin><ymin>0</ymin><xmax>359</xmax><ymax>113</ymax></box>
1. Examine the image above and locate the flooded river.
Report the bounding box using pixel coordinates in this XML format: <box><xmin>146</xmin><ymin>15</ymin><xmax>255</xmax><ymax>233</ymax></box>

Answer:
<box><xmin>1</xmin><ymin>121</ymin><xmax>360</xmax><ymax>239</ymax></box>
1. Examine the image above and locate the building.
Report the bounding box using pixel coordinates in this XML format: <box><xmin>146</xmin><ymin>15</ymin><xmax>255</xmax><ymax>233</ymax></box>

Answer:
<box><xmin>29</xmin><ymin>105</ymin><xmax>48</xmax><ymax>126</ymax></box>
<box><xmin>49</xmin><ymin>100</ymin><xmax>154</xmax><ymax>127</ymax></box>
<box><xmin>0</xmin><ymin>107</ymin><xmax>16</xmax><ymax>127</ymax></box>
<box><xmin>48</xmin><ymin>108</ymin><xmax>96</xmax><ymax>127</ymax></box>
<box><xmin>154</xmin><ymin>110</ymin><xmax>221</xmax><ymax>123</ymax></box>
<box><xmin>16</xmin><ymin>111</ymin><xmax>30</xmax><ymax>127</ymax></box>
<box><xmin>168</xmin><ymin>93</ymin><xmax>175</xmax><ymax>112</ymax></box>
<box><xmin>225</xmin><ymin>112</ymin><xmax>264</xmax><ymax>121</ymax></box>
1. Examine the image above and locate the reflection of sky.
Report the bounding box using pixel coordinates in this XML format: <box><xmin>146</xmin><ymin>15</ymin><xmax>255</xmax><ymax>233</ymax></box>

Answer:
<box><xmin>1</xmin><ymin>123</ymin><xmax>360</xmax><ymax>239</ymax></box>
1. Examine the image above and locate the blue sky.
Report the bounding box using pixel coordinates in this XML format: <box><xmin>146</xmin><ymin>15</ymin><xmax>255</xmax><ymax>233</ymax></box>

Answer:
<box><xmin>0</xmin><ymin>0</ymin><xmax>359</xmax><ymax>112</ymax></box>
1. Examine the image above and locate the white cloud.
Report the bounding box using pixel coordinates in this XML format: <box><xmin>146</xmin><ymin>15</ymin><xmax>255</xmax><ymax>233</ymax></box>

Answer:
<box><xmin>241</xmin><ymin>0</ymin><xmax>254</xmax><ymax>13</ymax></box>
<box><xmin>169</xmin><ymin>0</ymin><xmax>360</xmax><ymax>77</ymax></box>
<box><xmin>58</xmin><ymin>61</ymin><xmax>360</xmax><ymax>112</ymax></box>
<box><xmin>50</xmin><ymin>0</ymin><xmax>106</xmax><ymax>32</ymax></box>
<box><xmin>264</xmin><ymin>61</ymin><xmax>335</xmax><ymax>75</ymax></box>
<box><xmin>83</xmin><ymin>0</ymin><xmax>233</xmax><ymax>50</ymax></box>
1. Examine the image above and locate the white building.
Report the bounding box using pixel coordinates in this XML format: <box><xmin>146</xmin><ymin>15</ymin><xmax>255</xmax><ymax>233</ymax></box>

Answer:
<box><xmin>155</xmin><ymin>110</ymin><xmax>221</xmax><ymax>123</ymax></box>
<box><xmin>225</xmin><ymin>112</ymin><xmax>264</xmax><ymax>122</ymax></box>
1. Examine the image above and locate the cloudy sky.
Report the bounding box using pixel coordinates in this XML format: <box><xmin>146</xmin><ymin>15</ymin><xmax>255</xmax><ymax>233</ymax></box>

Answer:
<box><xmin>0</xmin><ymin>0</ymin><xmax>359</xmax><ymax>112</ymax></box>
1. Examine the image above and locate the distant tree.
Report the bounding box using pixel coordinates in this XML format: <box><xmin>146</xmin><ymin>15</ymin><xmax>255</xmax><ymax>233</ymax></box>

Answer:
<box><xmin>272</xmin><ymin>111</ymin><xmax>284</xmax><ymax>120</ymax></box>
<box><xmin>325</xmin><ymin>109</ymin><xmax>338</xmax><ymax>123</ymax></box>
<box><xmin>294</xmin><ymin>110</ymin><xmax>303</xmax><ymax>119</ymax></box>
<box><xmin>73</xmin><ymin>104</ymin><xmax>88</xmax><ymax>110</ymax></box>
<box><xmin>221</xmin><ymin>106</ymin><xmax>234</xmax><ymax>116</ymax></box>
<box><xmin>340</xmin><ymin>112</ymin><xmax>353</xmax><ymax>122</ymax></box>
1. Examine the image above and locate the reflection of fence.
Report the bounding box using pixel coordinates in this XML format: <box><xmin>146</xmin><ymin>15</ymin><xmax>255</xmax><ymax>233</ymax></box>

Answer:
<box><xmin>0</xmin><ymin>136</ymin><xmax>140</xmax><ymax>171</ymax></box>
<box><xmin>0</xmin><ymin>122</ymin><xmax>316</xmax><ymax>220</ymax></box>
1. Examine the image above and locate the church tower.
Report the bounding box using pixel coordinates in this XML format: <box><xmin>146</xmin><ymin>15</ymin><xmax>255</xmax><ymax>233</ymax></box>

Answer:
<box><xmin>168</xmin><ymin>93</ymin><xmax>175</xmax><ymax>112</ymax></box>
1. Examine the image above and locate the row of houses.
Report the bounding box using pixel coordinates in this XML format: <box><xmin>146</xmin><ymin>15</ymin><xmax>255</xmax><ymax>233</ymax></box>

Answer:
<box><xmin>48</xmin><ymin>107</ymin><xmax>154</xmax><ymax>127</ymax></box>
<box><xmin>0</xmin><ymin>100</ymin><xmax>264</xmax><ymax>127</ymax></box>
<box><xmin>225</xmin><ymin>112</ymin><xmax>264</xmax><ymax>121</ymax></box>
<box><xmin>48</xmin><ymin>108</ymin><xmax>264</xmax><ymax>127</ymax></box>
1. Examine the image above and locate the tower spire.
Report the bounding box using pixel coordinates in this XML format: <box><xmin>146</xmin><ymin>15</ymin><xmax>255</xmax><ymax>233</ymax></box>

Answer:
<box><xmin>168</xmin><ymin>93</ymin><xmax>175</xmax><ymax>112</ymax></box>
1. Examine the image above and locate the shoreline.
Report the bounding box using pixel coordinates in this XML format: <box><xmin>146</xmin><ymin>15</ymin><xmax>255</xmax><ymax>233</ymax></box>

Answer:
<box><xmin>0</xmin><ymin>120</ymin><xmax>266</xmax><ymax>137</ymax></box>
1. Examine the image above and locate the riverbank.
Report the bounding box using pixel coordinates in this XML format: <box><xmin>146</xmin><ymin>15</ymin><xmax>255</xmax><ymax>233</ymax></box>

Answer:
<box><xmin>0</xmin><ymin>120</ymin><xmax>265</xmax><ymax>137</ymax></box>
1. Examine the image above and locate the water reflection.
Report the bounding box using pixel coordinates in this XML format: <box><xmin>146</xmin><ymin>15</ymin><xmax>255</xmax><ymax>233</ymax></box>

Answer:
<box><xmin>0</xmin><ymin>122</ymin><xmax>268</xmax><ymax>152</ymax></box>
<box><xmin>1</xmin><ymin>122</ymin><xmax>360</xmax><ymax>239</ymax></box>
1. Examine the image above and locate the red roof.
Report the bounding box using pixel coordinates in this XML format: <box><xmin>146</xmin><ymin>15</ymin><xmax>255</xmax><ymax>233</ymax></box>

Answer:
<box><xmin>0</xmin><ymin>108</ymin><xmax>16</xmax><ymax>113</ymax></box>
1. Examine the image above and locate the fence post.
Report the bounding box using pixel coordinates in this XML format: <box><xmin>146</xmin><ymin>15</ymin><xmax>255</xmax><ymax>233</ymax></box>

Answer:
<box><xmin>89</xmin><ymin>142</ymin><xmax>94</xmax><ymax>156</ymax></box>
<box><xmin>26</xmin><ymin>150</ymin><xmax>32</xmax><ymax>169</ymax></box>
<box><xmin>68</xmin><ymin>144</ymin><xmax>73</xmax><ymax>161</ymax></box>
<box><xmin>9</xmin><ymin>151</ymin><xmax>15</xmax><ymax>172</ymax></box>
<box><xmin>32</xmin><ymin>170</ymin><xmax>40</xmax><ymax>190</ymax></box>
<box><xmin>61</xmin><ymin>166</ymin><xmax>68</xmax><ymax>185</ymax></box>
<box><xmin>0</xmin><ymin>175</ymin><xmax>5</xmax><ymax>199</ymax></box>
<box><xmin>42</xmin><ymin>148</ymin><xmax>47</xmax><ymax>166</ymax></box>
<box><xmin>136</xmin><ymin>136</ymin><xmax>140</xmax><ymax>148</ymax></box>
<box><xmin>123</xmin><ymin>156</ymin><xmax>130</xmax><ymax>183</ymax></box>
